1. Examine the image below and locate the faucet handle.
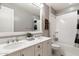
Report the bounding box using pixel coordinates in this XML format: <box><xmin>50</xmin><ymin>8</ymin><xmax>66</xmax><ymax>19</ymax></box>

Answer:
<box><xmin>16</xmin><ymin>37</ymin><xmax>19</xmax><ymax>42</ymax></box>
<box><xmin>7</xmin><ymin>40</ymin><xmax>10</xmax><ymax>44</ymax></box>
<box><xmin>11</xmin><ymin>40</ymin><xmax>15</xmax><ymax>42</ymax></box>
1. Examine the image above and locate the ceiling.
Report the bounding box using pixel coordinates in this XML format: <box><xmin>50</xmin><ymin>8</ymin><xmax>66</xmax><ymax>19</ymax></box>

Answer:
<box><xmin>46</xmin><ymin>3</ymin><xmax>78</xmax><ymax>11</ymax></box>
<box><xmin>2</xmin><ymin>3</ymin><xmax>79</xmax><ymax>16</ymax></box>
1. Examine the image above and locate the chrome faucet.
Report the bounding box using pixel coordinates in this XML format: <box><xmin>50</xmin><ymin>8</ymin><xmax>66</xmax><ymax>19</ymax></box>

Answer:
<box><xmin>6</xmin><ymin>37</ymin><xmax>19</xmax><ymax>44</ymax></box>
<box><xmin>6</xmin><ymin>40</ymin><xmax>15</xmax><ymax>44</ymax></box>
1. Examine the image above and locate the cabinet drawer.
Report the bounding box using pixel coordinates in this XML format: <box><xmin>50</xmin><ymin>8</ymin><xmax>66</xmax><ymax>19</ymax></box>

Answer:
<box><xmin>20</xmin><ymin>46</ymin><xmax>34</xmax><ymax>56</ymax></box>
<box><xmin>35</xmin><ymin>43</ymin><xmax>43</xmax><ymax>56</ymax></box>
<box><xmin>35</xmin><ymin>50</ymin><xmax>43</xmax><ymax>56</ymax></box>
<box><xmin>43</xmin><ymin>39</ymin><xmax>52</xmax><ymax>56</ymax></box>
<box><xmin>35</xmin><ymin>43</ymin><xmax>43</xmax><ymax>51</ymax></box>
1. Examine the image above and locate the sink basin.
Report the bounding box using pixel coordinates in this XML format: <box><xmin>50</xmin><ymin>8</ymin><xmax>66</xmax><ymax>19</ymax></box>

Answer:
<box><xmin>3</xmin><ymin>40</ymin><xmax>26</xmax><ymax>49</ymax></box>
<box><xmin>26</xmin><ymin>37</ymin><xmax>35</xmax><ymax>41</ymax></box>
<box><xmin>4</xmin><ymin>42</ymin><xmax>23</xmax><ymax>49</ymax></box>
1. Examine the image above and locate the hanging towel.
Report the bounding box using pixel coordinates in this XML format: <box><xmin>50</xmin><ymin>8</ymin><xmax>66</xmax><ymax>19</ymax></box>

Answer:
<box><xmin>77</xmin><ymin>24</ymin><xmax>79</xmax><ymax>29</ymax></box>
<box><xmin>74</xmin><ymin>34</ymin><xmax>79</xmax><ymax>44</ymax></box>
<box><xmin>77</xmin><ymin>20</ymin><xmax>79</xmax><ymax>29</ymax></box>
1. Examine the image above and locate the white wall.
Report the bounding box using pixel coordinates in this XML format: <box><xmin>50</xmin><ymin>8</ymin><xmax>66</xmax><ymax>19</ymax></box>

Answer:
<box><xmin>49</xmin><ymin>13</ymin><xmax>56</xmax><ymax>40</ymax></box>
<box><xmin>56</xmin><ymin>11</ymin><xmax>77</xmax><ymax>45</ymax></box>
<box><xmin>0</xmin><ymin>6</ymin><xmax>14</xmax><ymax>32</ymax></box>
<box><xmin>42</xmin><ymin>4</ymin><xmax>49</xmax><ymax>37</ymax></box>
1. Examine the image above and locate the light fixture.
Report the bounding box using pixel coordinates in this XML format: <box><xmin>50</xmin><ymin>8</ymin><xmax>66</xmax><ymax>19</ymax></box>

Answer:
<box><xmin>69</xmin><ymin>3</ymin><xmax>73</xmax><ymax>5</ymax></box>
<box><xmin>41</xmin><ymin>4</ymin><xmax>44</xmax><ymax>8</ymax></box>
<box><xmin>32</xmin><ymin>3</ymin><xmax>41</xmax><ymax>8</ymax></box>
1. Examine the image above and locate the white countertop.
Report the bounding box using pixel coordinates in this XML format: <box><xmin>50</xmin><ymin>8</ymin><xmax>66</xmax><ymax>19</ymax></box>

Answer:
<box><xmin>0</xmin><ymin>36</ymin><xmax>51</xmax><ymax>56</ymax></box>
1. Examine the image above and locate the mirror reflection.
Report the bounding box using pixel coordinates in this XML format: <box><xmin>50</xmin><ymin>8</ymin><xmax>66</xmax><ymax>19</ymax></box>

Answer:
<box><xmin>0</xmin><ymin>3</ymin><xmax>41</xmax><ymax>32</ymax></box>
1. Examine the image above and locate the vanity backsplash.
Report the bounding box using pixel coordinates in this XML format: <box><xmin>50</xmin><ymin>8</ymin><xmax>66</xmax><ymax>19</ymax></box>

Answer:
<box><xmin>0</xmin><ymin>32</ymin><xmax>43</xmax><ymax>44</ymax></box>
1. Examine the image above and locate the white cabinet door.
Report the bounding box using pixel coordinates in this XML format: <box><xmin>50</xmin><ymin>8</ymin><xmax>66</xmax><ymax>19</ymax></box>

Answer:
<box><xmin>6</xmin><ymin>39</ymin><xmax>51</xmax><ymax>56</ymax></box>
<box><xmin>35</xmin><ymin>50</ymin><xmax>42</xmax><ymax>56</ymax></box>
<box><xmin>35</xmin><ymin>43</ymin><xmax>43</xmax><ymax>56</ymax></box>
<box><xmin>6</xmin><ymin>46</ymin><xmax>34</xmax><ymax>56</ymax></box>
<box><xmin>43</xmin><ymin>39</ymin><xmax>52</xmax><ymax>56</ymax></box>
<box><xmin>6</xmin><ymin>51</ymin><xmax>20</xmax><ymax>56</ymax></box>
<box><xmin>20</xmin><ymin>46</ymin><xmax>34</xmax><ymax>56</ymax></box>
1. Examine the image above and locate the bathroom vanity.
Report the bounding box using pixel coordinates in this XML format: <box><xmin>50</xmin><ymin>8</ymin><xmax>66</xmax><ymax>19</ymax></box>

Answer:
<box><xmin>0</xmin><ymin>3</ymin><xmax>52</xmax><ymax>56</ymax></box>
<box><xmin>0</xmin><ymin>36</ymin><xmax>52</xmax><ymax>56</ymax></box>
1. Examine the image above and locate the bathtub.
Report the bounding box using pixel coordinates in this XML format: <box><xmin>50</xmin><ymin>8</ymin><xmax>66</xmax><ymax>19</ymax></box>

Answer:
<box><xmin>54</xmin><ymin>41</ymin><xmax>79</xmax><ymax>56</ymax></box>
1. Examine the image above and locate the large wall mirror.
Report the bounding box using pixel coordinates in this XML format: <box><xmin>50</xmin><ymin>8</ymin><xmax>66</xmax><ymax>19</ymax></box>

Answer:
<box><xmin>0</xmin><ymin>3</ymin><xmax>42</xmax><ymax>32</ymax></box>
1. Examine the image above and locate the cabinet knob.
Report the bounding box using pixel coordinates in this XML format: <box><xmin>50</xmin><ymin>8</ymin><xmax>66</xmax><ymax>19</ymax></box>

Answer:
<box><xmin>38</xmin><ymin>45</ymin><xmax>40</xmax><ymax>48</ymax></box>
<box><xmin>47</xmin><ymin>42</ymin><xmax>49</xmax><ymax>44</ymax></box>
<box><xmin>21</xmin><ymin>54</ymin><xmax>24</xmax><ymax>56</ymax></box>
<box><xmin>38</xmin><ymin>54</ymin><xmax>41</xmax><ymax>56</ymax></box>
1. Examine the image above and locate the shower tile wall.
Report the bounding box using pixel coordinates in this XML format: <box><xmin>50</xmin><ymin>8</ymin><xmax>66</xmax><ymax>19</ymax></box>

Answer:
<box><xmin>56</xmin><ymin>11</ymin><xmax>77</xmax><ymax>45</ymax></box>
